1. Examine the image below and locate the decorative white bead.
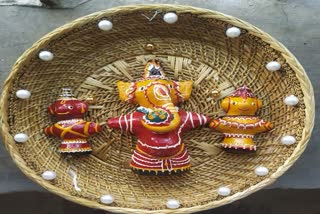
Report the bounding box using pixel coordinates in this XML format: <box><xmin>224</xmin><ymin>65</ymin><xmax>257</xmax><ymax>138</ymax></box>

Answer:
<box><xmin>13</xmin><ymin>133</ymin><xmax>29</xmax><ymax>143</ymax></box>
<box><xmin>255</xmin><ymin>166</ymin><xmax>269</xmax><ymax>176</ymax></box>
<box><xmin>266</xmin><ymin>61</ymin><xmax>281</xmax><ymax>71</ymax></box>
<box><xmin>166</xmin><ymin>199</ymin><xmax>180</xmax><ymax>209</ymax></box>
<box><xmin>98</xmin><ymin>20</ymin><xmax>113</xmax><ymax>31</ymax></box>
<box><xmin>226</xmin><ymin>27</ymin><xmax>241</xmax><ymax>38</ymax></box>
<box><xmin>217</xmin><ymin>186</ymin><xmax>231</xmax><ymax>196</ymax></box>
<box><xmin>284</xmin><ymin>95</ymin><xmax>299</xmax><ymax>106</ymax></box>
<box><xmin>41</xmin><ymin>170</ymin><xmax>56</xmax><ymax>180</ymax></box>
<box><xmin>100</xmin><ymin>194</ymin><xmax>114</xmax><ymax>204</ymax></box>
<box><xmin>281</xmin><ymin>135</ymin><xmax>296</xmax><ymax>145</ymax></box>
<box><xmin>39</xmin><ymin>51</ymin><xmax>54</xmax><ymax>61</ymax></box>
<box><xmin>163</xmin><ymin>12</ymin><xmax>178</xmax><ymax>24</ymax></box>
<box><xmin>16</xmin><ymin>89</ymin><xmax>31</xmax><ymax>99</ymax></box>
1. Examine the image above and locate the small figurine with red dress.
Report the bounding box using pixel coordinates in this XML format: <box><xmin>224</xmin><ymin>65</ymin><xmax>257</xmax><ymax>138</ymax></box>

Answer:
<box><xmin>209</xmin><ymin>86</ymin><xmax>273</xmax><ymax>151</ymax></box>
<box><xmin>107</xmin><ymin>59</ymin><xmax>210</xmax><ymax>174</ymax></box>
<box><xmin>44</xmin><ymin>88</ymin><xmax>101</xmax><ymax>153</ymax></box>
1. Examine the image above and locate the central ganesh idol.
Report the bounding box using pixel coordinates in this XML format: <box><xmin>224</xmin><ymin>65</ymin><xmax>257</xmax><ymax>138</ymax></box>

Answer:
<box><xmin>107</xmin><ymin>59</ymin><xmax>209</xmax><ymax>174</ymax></box>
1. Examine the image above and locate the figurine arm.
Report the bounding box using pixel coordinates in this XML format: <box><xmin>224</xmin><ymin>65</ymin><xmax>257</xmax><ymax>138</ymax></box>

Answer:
<box><xmin>181</xmin><ymin>111</ymin><xmax>211</xmax><ymax>132</ymax></box>
<box><xmin>87</xmin><ymin>122</ymin><xmax>102</xmax><ymax>135</ymax></box>
<box><xmin>209</xmin><ymin>119</ymin><xmax>223</xmax><ymax>132</ymax></box>
<box><xmin>44</xmin><ymin>125</ymin><xmax>54</xmax><ymax>136</ymax></box>
<box><xmin>256</xmin><ymin>121</ymin><xmax>274</xmax><ymax>133</ymax></box>
<box><xmin>107</xmin><ymin>112</ymin><xmax>142</xmax><ymax>133</ymax></box>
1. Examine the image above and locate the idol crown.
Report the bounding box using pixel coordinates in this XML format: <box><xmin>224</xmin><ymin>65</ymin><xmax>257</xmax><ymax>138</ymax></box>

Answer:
<box><xmin>59</xmin><ymin>88</ymin><xmax>74</xmax><ymax>98</ymax></box>
<box><xmin>231</xmin><ymin>86</ymin><xmax>256</xmax><ymax>99</ymax></box>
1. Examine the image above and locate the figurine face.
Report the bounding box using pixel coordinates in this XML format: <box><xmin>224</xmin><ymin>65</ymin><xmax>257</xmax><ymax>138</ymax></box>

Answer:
<box><xmin>221</xmin><ymin>96</ymin><xmax>262</xmax><ymax>116</ymax></box>
<box><xmin>117</xmin><ymin>60</ymin><xmax>193</xmax><ymax>108</ymax></box>
<box><xmin>48</xmin><ymin>99</ymin><xmax>88</xmax><ymax>120</ymax></box>
<box><xmin>119</xmin><ymin>79</ymin><xmax>192</xmax><ymax>107</ymax></box>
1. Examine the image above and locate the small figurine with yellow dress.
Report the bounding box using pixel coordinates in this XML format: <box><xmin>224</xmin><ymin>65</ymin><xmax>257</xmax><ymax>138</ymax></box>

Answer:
<box><xmin>209</xmin><ymin>86</ymin><xmax>273</xmax><ymax>151</ymax></box>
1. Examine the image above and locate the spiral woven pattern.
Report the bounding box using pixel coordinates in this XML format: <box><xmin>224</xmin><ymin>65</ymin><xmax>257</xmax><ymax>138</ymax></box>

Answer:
<box><xmin>0</xmin><ymin>4</ymin><xmax>314</xmax><ymax>213</ymax></box>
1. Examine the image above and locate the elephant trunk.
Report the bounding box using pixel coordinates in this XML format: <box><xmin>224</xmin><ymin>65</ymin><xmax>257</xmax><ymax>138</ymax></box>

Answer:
<box><xmin>141</xmin><ymin>83</ymin><xmax>181</xmax><ymax>133</ymax></box>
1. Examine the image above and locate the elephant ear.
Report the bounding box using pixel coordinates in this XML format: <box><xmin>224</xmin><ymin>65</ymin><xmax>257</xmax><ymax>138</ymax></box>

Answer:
<box><xmin>117</xmin><ymin>81</ymin><xmax>135</xmax><ymax>102</ymax></box>
<box><xmin>177</xmin><ymin>80</ymin><xmax>193</xmax><ymax>101</ymax></box>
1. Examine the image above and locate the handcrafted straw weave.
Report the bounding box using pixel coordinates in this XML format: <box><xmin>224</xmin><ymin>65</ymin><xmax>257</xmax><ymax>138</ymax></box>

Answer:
<box><xmin>0</xmin><ymin>4</ymin><xmax>314</xmax><ymax>213</ymax></box>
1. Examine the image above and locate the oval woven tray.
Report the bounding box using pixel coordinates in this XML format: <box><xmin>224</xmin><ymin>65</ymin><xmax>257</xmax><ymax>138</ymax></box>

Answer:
<box><xmin>0</xmin><ymin>4</ymin><xmax>315</xmax><ymax>214</ymax></box>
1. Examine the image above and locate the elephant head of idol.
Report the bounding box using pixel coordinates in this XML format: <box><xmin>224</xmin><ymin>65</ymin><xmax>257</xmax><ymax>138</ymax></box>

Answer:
<box><xmin>117</xmin><ymin>59</ymin><xmax>193</xmax><ymax>133</ymax></box>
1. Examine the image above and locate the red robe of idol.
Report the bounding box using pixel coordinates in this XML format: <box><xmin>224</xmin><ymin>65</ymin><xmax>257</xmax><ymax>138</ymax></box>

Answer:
<box><xmin>108</xmin><ymin>110</ymin><xmax>209</xmax><ymax>172</ymax></box>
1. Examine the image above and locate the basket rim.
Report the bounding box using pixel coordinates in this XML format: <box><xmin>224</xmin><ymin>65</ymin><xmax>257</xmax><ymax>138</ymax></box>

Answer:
<box><xmin>0</xmin><ymin>4</ymin><xmax>315</xmax><ymax>214</ymax></box>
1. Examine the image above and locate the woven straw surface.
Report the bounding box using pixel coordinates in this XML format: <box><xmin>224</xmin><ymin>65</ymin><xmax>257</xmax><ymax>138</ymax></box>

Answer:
<box><xmin>0</xmin><ymin>4</ymin><xmax>314</xmax><ymax>214</ymax></box>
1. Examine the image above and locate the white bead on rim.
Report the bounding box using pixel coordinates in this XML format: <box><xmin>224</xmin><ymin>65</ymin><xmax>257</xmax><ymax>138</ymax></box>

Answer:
<box><xmin>39</xmin><ymin>51</ymin><xmax>54</xmax><ymax>61</ymax></box>
<box><xmin>166</xmin><ymin>199</ymin><xmax>180</xmax><ymax>209</ymax></box>
<box><xmin>284</xmin><ymin>95</ymin><xmax>299</xmax><ymax>106</ymax></box>
<box><xmin>226</xmin><ymin>27</ymin><xmax>241</xmax><ymax>38</ymax></box>
<box><xmin>98</xmin><ymin>20</ymin><xmax>113</xmax><ymax>31</ymax></box>
<box><xmin>41</xmin><ymin>170</ymin><xmax>56</xmax><ymax>180</ymax></box>
<box><xmin>13</xmin><ymin>133</ymin><xmax>29</xmax><ymax>143</ymax></box>
<box><xmin>254</xmin><ymin>166</ymin><xmax>269</xmax><ymax>176</ymax></box>
<box><xmin>163</xmin><ymin>12</ymin><xmax>178</xmax><ymax>24</ymax></box>
<box><xmin>100</xmin><ymin>194</ymin><xmax>114</xmax><ymax>204</ymax></box>
<box><xmin>266</xmin><ymin>61</ymin><xmax>281</xmax><ymax>71</ymax></box>
<box><xmin>16</xmin><ymin>89</ymin><xmax>31</xmax><ymax>99</ymax></box>
<box><xmin>281</xmin><ymin>135</ymin><xmax>296</xmax><ymax>145</ymax></box>
<box><xmin>217</xmin><ymin>186</ymin><xmax>231</xmax><ymax>196</ymax></box>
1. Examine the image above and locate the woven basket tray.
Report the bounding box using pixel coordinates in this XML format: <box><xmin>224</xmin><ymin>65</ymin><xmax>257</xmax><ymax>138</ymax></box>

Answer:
<box><xmin>0</xmin><ymin>4</ymin><xmax>315</xmax><ymax>213</ymax></box>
